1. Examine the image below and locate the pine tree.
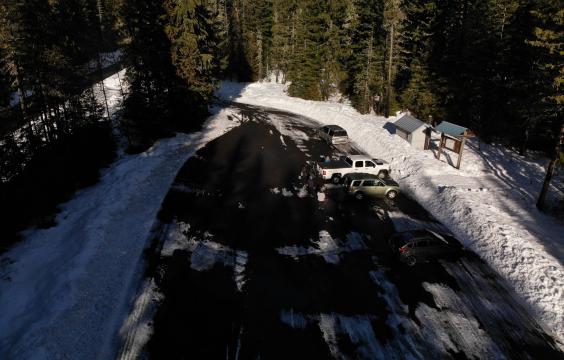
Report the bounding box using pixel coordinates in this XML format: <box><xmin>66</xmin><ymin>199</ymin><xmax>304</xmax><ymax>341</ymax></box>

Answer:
<box><xmin>528</xmin><ymin>0</ymin><xmax>563</xmax><ymax>210</ymax></box>
<box><xmin>345</xmin><ymin>0</ymin><xmax>385</xmax><ymax>113</ymax></box>
<box><xmin>164</xmin><ymin>0</ymin><xmax>221</xmax><ymax>102</ymax></box>
<box><xmin>398</xmin><ymin>0</ymin><xmax>442</xmax><ymax>121</ymax></box>
<box><xmin>0</xmin><ymin>50</ymin><xmax>10</xmax><ymax>108</ymax></box>
<box><xmin>120</xmin><ymin>0</ymin><xmax>191</xmax><ymax>149</ymax></box>
<box><xmin>269</xmin><ymin>0</ymin><xmax>298</xmax><ymax>82</ymax></box>
<box><xmin>382</xmin><ymin>0</ymin><xmax>406</xmax><ymax>117</ymax></box>
<box><xmin>287</xmin><ymin>0</ymin><xmax>328</xmax><ymax>100</ymax></box>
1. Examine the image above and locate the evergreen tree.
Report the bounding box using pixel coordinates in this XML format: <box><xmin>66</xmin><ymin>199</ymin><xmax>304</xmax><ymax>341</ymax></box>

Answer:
<box><xmin>346</xmin><ymin>0</ymin><xmax>385</xmax><ymax>113</ymax></box>
<box><xmin>269</xmin><ymin>0</ymin><xmax>298</xmax><ymax>82</ymax></box>
<box><xmin>120</xmin><ymin>0</ymin><xmax>192</xmax><ymax>149</ymax></box>
<box><xmin>0</xmin><ymin>51</ymin><xmax>10</xmax><ymax>108</ymax></box>
<box><xmin>164</xmin><ymin>0</ymin><xmax>221</xmax><ymax>103</ymax></box>
<box><xmin>382</xmin><ymin>0</ymin><xmax>406</xmax><ymax>117</ymax></box>
<box><xmin>287</xmin><ymin>0</ymin><xmax>328</xmax><ymax>100</ymax></box>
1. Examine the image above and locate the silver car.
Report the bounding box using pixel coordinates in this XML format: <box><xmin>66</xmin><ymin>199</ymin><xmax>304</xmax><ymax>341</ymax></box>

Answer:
<box><xmin>318</xmin><ymin>125</ymin><xmax>349</xmax><ymax>145</ymax></box>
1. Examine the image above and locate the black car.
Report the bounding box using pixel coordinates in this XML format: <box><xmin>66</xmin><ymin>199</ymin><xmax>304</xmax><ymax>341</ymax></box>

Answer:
<box><xmin>388</xmin><ymin>229</ymin><xmax>463</xmax><ymax>266</ymax></box>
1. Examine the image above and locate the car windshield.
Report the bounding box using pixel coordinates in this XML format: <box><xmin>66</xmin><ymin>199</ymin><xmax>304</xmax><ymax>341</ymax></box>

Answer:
<box><xmin>333</xmin><ymin>130</ymin><xmax>347</xmax><ymax>137</ymax></box>
<box><xmin>344</xmin><ymin>157</ymin><xmax>353</xmax><ymax>166</ymax></box>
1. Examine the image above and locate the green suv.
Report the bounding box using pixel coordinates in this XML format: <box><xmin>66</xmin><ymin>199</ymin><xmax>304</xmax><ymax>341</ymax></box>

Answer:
<box><xmin>343</xmin><ymin>173</ymin><xmax>400</xmax><ymax>200</ymax></box>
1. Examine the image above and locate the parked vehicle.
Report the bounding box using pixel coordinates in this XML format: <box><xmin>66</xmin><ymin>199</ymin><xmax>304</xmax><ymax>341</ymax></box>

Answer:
<box><xmin>318</xmin><ymin>125</ymin><xmax>349</xmax><ymax>145</ymax></box>
<box><xmin>342</xmin><ymin>173</ymin><xmax>400</xmax><ymax>200</ymax></box>
<box><xmin>317</xmin><ymin>155</ymin><xmax>391</xmax><ymax>184</ymax></box>
<box><xmin>388</xmin><ymin>229</ymin><xmax>463</xmax><ymax>266</ymax></box>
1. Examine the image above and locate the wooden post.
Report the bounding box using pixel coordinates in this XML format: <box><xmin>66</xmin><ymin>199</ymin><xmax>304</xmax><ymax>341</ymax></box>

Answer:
<box><xmin>456</xmin><ymin>136</ymin><xmax>466</xmax><ymax>169</ymax></box>
<box><xmin>437</xmin><ymin>133</ymin><xmax>445</xmax><ymax>160</ymax></box>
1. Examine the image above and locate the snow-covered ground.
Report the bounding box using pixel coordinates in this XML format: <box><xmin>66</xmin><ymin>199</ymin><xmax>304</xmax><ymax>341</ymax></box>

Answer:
<box><xmin>217</xmin><ymin>81</ymin><xmax>564</xmax><ymax>346</ymax></box>
<box><xmin>5</xmin><ymin>49</ymin><xmax>123</xmax><ymax>110</ymax></box>
<box><xmin>0</xmin><ymin>77</ymin><xmax>244</xmax><ymax>358</ymax></box>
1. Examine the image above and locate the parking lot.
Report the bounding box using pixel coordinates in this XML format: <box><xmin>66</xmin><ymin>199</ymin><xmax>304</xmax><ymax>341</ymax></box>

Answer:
<box><xmin>136</xmin><ymin>103</ymin><xmax>561</xmax><ymax>359</ymax></box>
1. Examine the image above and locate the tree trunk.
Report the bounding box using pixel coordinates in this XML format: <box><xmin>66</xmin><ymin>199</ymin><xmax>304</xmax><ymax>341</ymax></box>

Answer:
<box><xmin>14</xmin><ymin>62</ymin><xmax>36</xmax><ymax>148</ymax></box>
<box><xmin>364</xmin><ymin>32</ymin><xmax>373</xmax><ymax>113</ymax></box>
<box><xmin>537</xmin><ymin>124</ymin><xmax>564</xmax><ymax>211</ymax></box>
<box><xmin>519</xmin><ymin>125</ymin><xmax>529</xmax><ymax>156</ymax></box>
<box><xmin>385</xmin><ymin>23</ymin><xmax>394</xmax><ymax>118</ymax></box>
<box><xmin>97</xmin><ymin>0</ymin><xmax>105</xmax><ymax>34</ymax></box>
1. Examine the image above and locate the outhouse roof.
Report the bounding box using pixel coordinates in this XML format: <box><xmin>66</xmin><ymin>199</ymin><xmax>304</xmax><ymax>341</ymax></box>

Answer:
<box><xmin>393</xmin><ymin>115</ymin><xmax>427</xmax><ymax>134</ymax></box>
<box><xmin>435</xmin><ymin>121</ymin><xmax>468</xmax><ymax>138</ymax></box>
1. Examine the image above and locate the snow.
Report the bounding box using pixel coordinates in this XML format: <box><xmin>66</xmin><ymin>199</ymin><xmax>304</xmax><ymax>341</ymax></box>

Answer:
<box><xmin>6</xmin><ymin>50</ymin><xmax>123</xmax><ymax>110</ymax></box>
<box><xmin>0</xmin><ymin>96</ymin><xmax>244</xmax><ymax>359</ymax></box>
<box><xmin>115</xmin><ymin>279</ymin><xmax>161</xmax><ymax>360</ymax></box>
<box><xmin>417</xmin><ymin>283</ymin><xmax>505</xmax><ymax>358</ymax></box>
<box><xmin>281</xmin><ymin>188</ymin><xmax>293</xmax><ymax>197</ymax></box>
<box><xmin>217</xmin><ymin>81</ymin><xmax>564</xmax><ymax>346</ymax></box>
<box><xmin>87</xmin><ymin>49</ymin><xmax>124</xmax><ymax>72</ymax></box>
<box><xmin>94</xmin><ymin>68</ymin><xmax>128</xmax><ymax>118</ymax></box>
<box><xmin>276</xmin><ymin>231</ymin><xmax>365</xmax><ymax>264</ymax></box>
<box><xmin>158</xmin><ymin>220</ymin><xmax>248</xmax><ymax>290</ymax></box>
<box><xmin>279</xmin><ymin>135</ymin><xmax>287</xmax><ymax>148</ymax></box>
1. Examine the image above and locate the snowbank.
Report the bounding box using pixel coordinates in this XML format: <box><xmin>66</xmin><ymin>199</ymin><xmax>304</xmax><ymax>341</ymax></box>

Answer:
<box><xmin>217</xmin><ymin>81</ymin><xmax>564</xmax><ymax>345</ymax></box>
<box><xmin>0</xmin><ymin>104</ymin><xmax>243</xmax><ymax>359</ymax></box>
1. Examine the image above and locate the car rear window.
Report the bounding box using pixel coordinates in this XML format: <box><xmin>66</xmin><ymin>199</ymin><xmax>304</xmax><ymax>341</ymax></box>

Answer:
<box><xmin>345</xmin><ymin>157</ymin><xmax>353</xmax><ymax>166</ymax></box>
<box><xmin>362</xmin><ymin>180</ymin><xmax>375</xmax><ymax>186</ymax></box>
<box><xmin>351</xmin><ymin>180</ymin><xmax>361</xmax><ymax>186</ymax></box>
<box><xmin>333</xmin><ymin>130</ymin><xmax>347</xmax><ymax>137</ymax></box>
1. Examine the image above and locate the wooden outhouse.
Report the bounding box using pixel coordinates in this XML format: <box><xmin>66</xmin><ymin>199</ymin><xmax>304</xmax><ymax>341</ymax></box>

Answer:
<box><xmin>392</xmin><ymin>115</ymin><xmax>431</xmax><ymax>150</ymax></box>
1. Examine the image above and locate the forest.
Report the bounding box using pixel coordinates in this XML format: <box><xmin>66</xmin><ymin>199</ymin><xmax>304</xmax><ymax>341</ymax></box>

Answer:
<box><xmin>0</xmin><ymin>0</ymin><xmax>562</xmax><ymax>183</ymax></box>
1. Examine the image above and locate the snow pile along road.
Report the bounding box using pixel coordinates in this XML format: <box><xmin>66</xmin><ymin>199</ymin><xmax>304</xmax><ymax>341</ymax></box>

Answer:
<box><xmin>218</xmin><ymin>81</ymin><xmax>564</xmax><ymax>346</ymax></box>
<box><xmin>0</xmin><ymin>103</ymin><xmax>243</xmax><ymax>359</ymax></box>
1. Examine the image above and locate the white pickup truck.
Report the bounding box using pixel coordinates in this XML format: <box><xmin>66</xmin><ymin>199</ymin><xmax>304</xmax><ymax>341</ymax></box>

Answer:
<box><xmin>317</xmin><ymin>155</ymin><xmax>391</xmax><ymax>183</ymax></box>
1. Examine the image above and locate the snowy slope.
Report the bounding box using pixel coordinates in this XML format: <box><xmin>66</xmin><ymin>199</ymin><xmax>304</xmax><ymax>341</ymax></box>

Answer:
<box><xmin>217</xmin><ymin>81</ymin><xmax>564</xmax><ymax>346</ymax></box>
<box><xmin>0</xmin><ymin>104</ymin><xmax>243</xmax><ymax>359</ymax></box>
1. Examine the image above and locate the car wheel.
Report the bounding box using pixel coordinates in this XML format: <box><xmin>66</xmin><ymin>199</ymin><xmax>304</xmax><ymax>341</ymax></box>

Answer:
<box><xmin>405</xmin><ymin>256</ymin><xmax>417</xmax><ymax>266</ymax></box>
<box><xmin>378</xmin><ymin>170</ymin><xmax>388</xmax><ymax>179</ymax></box>
<box><xmin>331</xmin><ymin>175</ymin><xmax>341</xmax><ymax>184</ymax></box>
<box><xmin>386</xmin><ymin>190</ymin><xmax>398</xmax><ymax>199</ymax></box>
<box><xmin>355</xmin><ymin>192</ymin><xmax>364</xmax><ymax>200</ymax></box>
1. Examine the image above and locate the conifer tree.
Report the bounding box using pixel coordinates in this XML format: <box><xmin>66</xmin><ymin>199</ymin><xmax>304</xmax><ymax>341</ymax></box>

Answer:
<box><xmin>269</xmin><ymin>0</ymin><xmax>298</xmax><ymax>82</ymax></box>
<box><xmin>120</xmin><ymin>0</ymin><xmax>191</xmax><ymax>149</ymax></box>
<box><xmin>346</xmin><ymin>0</ymin><xmax>385</xmax><ymax>113</ymax></box>
<box><xmin>383</xmin><ymin>0</ymin><xmax>406</xmax><ymax>117</ymax></box>
<box><xmin>164</xmin><ymin>0</ymin><xmax>221</xmax><ymax>103</ymax></box>
<box><xmin>287</xmin><ymin>0</ymin><xmax>327</xmax><ymax>100</ymax></box>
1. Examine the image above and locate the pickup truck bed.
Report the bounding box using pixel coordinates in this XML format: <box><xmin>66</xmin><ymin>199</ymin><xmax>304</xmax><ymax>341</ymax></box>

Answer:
<box><xmin>318</xmin><ymin>160</ymin><xmax>349</xmax><ymax>170</ymax></box>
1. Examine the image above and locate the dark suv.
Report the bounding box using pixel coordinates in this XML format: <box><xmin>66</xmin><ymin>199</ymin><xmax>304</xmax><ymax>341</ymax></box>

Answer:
<box><xmin>388</xmin><ymin>229</ymin><xmax>463</xmax><ymax>266</ymax></box>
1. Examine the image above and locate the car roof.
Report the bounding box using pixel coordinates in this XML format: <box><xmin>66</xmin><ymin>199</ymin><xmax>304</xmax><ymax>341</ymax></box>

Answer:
<box><xmin>346</xmin><ymin>155</ymin><xmax>370</xmax><ymax>161</ymax></box>
<box><xmin>395</xmin><ymin>229</ymin><xmax>451</xmax><ymax>245</ymax></box>
<box><xmin>325</xmin><ymin>125</ymin><xmax>346</xmax><ymax>131</ymax></box>
<box><xmin>343</xmin><ymin>173</ymin><xmax>379</xmax><ymax>180</ymax></box>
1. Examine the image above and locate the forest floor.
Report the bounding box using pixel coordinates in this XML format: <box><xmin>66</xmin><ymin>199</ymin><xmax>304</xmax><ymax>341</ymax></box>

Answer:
<box><xmin>217</xmin><ymin>81</ymin><xmax>564</xmax><ymax>347</ymax></box>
